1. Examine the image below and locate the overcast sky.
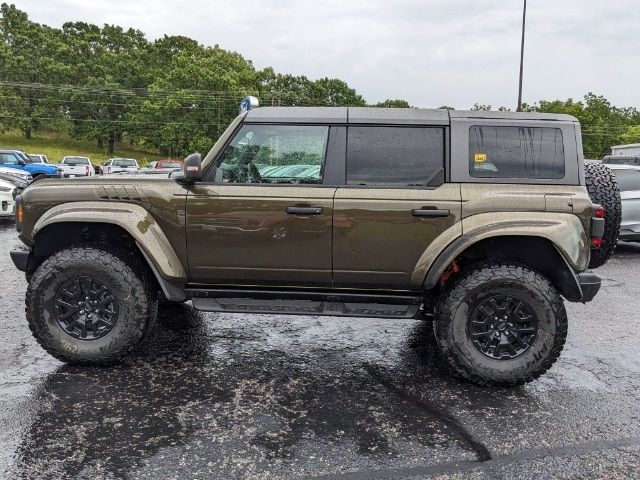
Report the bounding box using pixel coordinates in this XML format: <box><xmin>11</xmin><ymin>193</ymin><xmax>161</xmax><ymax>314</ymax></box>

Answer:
<box><xmin>16</xmin><ymin>0</ymin><xmax>640</xmax><ymax>109</ymax></box>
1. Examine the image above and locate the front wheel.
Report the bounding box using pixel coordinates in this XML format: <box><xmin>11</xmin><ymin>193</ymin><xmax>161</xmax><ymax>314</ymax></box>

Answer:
<box><xmin>26</xmin><ymin>247</ymin><xmax>157</xmax><ymax>364</ymax></box>
<box><xmin>434</xmin><ymin>263</ymin><xmax>567</xmax><ymax>386</ymax></box>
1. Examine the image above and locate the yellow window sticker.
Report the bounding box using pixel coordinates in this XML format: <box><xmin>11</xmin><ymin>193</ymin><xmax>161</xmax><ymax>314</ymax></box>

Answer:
<box><xmin>474</xmin><ymin>153</ymin><xmax>487</xmax><ymax>163</ymax></box>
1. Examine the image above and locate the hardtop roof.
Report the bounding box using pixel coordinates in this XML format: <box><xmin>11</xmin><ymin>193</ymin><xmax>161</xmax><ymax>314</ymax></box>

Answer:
<box><xmin>244</xmin><ymin>106</ymin><xmax>578</xmax><ymax>124</ymax></box>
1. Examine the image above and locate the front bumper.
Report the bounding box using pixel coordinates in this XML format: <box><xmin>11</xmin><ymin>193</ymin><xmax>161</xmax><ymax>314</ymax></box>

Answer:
<box><xmin>578</xmin><ymin>271</ymin><xmax>601</xmax><ymax>303</ymax></box>
<box><xmin>10</xmin><ymin>244</ymin><xmax>31</xmax><ymax>271</ymax></box>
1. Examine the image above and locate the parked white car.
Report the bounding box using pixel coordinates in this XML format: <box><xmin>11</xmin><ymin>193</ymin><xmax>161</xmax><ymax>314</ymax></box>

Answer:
<box><xmin>0</xmin><ymin>177</ymin><xmax>16</xmax><ymax>218</ymax></box>
<box><xmin>103</xmin><ymin>158</ymin><xmax>139</xmax><ymax>174</ymax></box>
<box><xmin>0</xmin><ymin>166</ymin><xmax>32</xmax><ymax>182</ymax></box>
<box><xmin>607</xmin><ymin>163</ymin><xmax>640</xmax><ymax>242</ymax></box>
<box><xmin>59</xmin><ymin>156</ymin><xmax>94</xmax><ymax>178</ymax></box>
<box><xmin>27</xmin><ymin>153</ymin><xmax>49</xmax><ymax>164</ymax></box>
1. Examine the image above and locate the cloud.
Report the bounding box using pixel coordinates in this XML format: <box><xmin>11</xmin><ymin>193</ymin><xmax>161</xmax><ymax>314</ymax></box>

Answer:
<box><xmin>17</xmin><ymin>0</ymin><xmax>640</xmax><ymax>109</ymax></box>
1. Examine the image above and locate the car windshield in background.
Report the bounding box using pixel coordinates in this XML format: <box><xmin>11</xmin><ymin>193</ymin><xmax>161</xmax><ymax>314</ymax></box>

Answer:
<box><xmin>27</xmin><ymin>155</ymin><xmax>41</xmax><ymax>162</ymax></box>
<box><xmin>64</xmin><ymin>157</ymin><xmax>90</xmax><ymax>165</ymax></box>
<box><xmin>113</xmin><ymin>159</ymin><xmax>137</xmax><ymax>167</ymax></box>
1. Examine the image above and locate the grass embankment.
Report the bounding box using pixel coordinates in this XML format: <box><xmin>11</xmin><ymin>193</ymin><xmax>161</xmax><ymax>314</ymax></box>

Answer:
<box><xmin>0</xmin><ymin>131</ymin><xmax>165</xmax><ymax>166</ymax></box>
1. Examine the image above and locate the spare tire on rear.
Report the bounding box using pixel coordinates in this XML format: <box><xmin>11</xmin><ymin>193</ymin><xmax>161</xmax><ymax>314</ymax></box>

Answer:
<box><xmin>584</xmin><ymin>162</ymin><xmax>621</xmax><ymax>268</ymax></box>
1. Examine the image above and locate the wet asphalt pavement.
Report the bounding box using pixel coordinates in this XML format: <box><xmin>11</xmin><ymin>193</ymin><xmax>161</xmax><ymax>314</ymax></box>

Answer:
<box><xmin>0</xmin><ymin>220</ymin><xmax>639</xmax><ymax>479</ymax></box>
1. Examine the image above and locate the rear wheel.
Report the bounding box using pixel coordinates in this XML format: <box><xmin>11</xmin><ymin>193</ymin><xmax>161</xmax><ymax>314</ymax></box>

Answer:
<box><xmin>584</xmin><ymin>162</ymin><xmax>621</xmax><ymax>268</ymax></box>
<box><xmin>435</xmin><ymin>263</ymin><xmax>567</xmax><ymax>386</ymax></box>
<box><xmin>26</xmin><ymin>247</ymin><xmax>157</xmax><ymax>364</ymax></box>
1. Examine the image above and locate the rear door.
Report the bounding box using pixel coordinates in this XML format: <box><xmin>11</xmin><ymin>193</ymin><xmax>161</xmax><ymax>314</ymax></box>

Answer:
<box><xmin>333</xmin><ymin>124</ymin><xmax>462</xmax><ymax>290</ymax></box>
<box><xmin>186</xmin><ymin>123</ymin><xmax>342</xmax><ymax>286</ymax></box>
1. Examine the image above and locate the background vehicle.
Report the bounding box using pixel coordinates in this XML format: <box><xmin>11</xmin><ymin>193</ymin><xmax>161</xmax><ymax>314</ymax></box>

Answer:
<box><xmin>58</xmin><ymin>156</ymin><xmax>94</xmax><ymax>177</ymax></box>
<box><xmin>605</xmin><ymin>163</ymin><xmax>640</xmax><ymax>241</ymax></box>
<box><xmin>0</xmin><ymin>149</ymin><xmax>60</xmax><ymax>179</ymax></box>
<box><xmin>0</xmin><ymin>166</ymin><xmax>32</xmax><ymax>183</ymax></box>
<box><xmin>103</xmin><ymin>158</ymin><xmax>139</xmax><ymax>174</ymax></box>
<box><xmin>154</xmin><ymin>159</ymin><xmax>184</xmax><ymax>170</ymax></box>
<box><xmin>27</xmin><ymin>154</ymin><xmax>49</xmax><ymax>164</ymax></box>
<box><xmin>0</xmin><ymin>177</ymin><xmax>17</xmax><ymax>218</ymax></box>
<box><xmin>10</xmin><ymin>107</ymin><xmax>609</xmax><ymax>387</ymax></box>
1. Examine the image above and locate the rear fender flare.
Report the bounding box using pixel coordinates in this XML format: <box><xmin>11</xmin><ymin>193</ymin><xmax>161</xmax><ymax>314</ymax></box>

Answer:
<box><xmin>419</xmin><ymin>212</ymin><xmax>589</xmax><ymax>290</ymax></box>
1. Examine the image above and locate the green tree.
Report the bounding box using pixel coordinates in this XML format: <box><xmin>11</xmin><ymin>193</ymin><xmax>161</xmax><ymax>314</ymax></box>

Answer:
<box><xmin>374</xmin><ymin>99</ymin><xmax>411</xmax><ymax>108</ymax></box>
<box><xmin>0</xmin><ymin>3</ymin><xmax>71</xmax><ymax>138</ymax></box>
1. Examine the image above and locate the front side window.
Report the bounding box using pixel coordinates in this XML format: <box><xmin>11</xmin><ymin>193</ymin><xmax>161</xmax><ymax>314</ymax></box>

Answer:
<box><xmin>469</xmin><ymin>126</ymin><xmax>565</xmax><ymax>179</ymax></box>
<box><xmin>346</xmin><ymin>126</ymin><xmax>445</xmax><ymax>186</ymax></box>
<box><xmin>0</xmin><ymin>153</ymin><xmax>19</xmax><ymax>165</ymax></box>
<box><xmin>211</xmin><ymin>124</ymin><xmax>329</xmax><ymax>184</ymax></box>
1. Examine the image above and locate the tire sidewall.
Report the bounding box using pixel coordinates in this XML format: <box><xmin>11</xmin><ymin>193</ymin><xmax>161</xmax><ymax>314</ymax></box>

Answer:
<box><xmin>30</xmin><ymin>253</ymin><xmax>145</xmax><ymax>362</ymax></box>
<box><xmin>447</xmin><ymin>279</ymin><xmax>558</xmax><ymax>382</ymax></box>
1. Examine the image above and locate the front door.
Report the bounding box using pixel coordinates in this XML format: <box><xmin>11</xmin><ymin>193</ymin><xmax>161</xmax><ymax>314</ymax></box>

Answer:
<box><xmin>186</xmin><ymin>124</ymin><xmax>336</xmax><ymax>286</ymax></box>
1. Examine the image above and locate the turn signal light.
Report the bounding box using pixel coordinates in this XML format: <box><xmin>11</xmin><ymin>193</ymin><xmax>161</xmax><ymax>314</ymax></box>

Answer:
<box><xmin>594</xmin><ymin>207</ymin><xmax>605</xmax><ymax>218</ymax></box>
<box><xmin>16</xmin><ymin>203</ymin><xmax>23</xmax><ymax>223</ymax></box>
<box><xmin>591</xmin><ymin>237</ymin><xmax>602</xmax><ymax>248</ymax></box>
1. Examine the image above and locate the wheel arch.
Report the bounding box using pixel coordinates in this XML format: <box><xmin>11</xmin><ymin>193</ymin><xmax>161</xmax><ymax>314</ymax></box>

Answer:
<box><xmin>30</xmin><ymin>202</ymin><xmax>187</xmax><ymax>301</ymax></box>
<box><xmin>423</xmin><ymin>235</ymin><xmax>584</xmax><ymax>302</ymax></box>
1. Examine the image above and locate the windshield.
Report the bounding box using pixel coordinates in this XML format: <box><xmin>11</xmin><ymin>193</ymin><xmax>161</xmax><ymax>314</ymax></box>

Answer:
<box><xmin>27</xmin><ymin>155</ymin><xmax>42</xmax><ymax>163</ymax></box>
<box><xmin>16</xmin><ymin>151</ymin><xmax>31</xmax><ymax>163</ymax></box>
<box><xmin>113</xmin><ymin>159</ymin><xmax>137</xmax><ymax>167</ymax></box>
<box><xmin>63</xmin><ymin>157</ymin><xmax>90</xmax><ymax>165</ymax></box>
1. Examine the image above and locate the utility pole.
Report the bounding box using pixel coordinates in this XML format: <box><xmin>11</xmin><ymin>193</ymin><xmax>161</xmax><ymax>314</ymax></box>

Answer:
<box><xmin>517</xmin><ymin>0</ymin><xmax>527</xmax><ymax>112</ymax></box>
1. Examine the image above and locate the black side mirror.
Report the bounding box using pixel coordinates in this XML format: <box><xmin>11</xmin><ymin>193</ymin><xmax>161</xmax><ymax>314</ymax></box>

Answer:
<box><xmin>174</xmin><ymin>153</ymin><xmax>202</xmax><ymax>184</ymax></box>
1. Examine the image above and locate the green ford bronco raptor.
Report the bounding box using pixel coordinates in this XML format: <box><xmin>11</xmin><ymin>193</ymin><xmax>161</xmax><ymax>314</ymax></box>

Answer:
<box><xmin>10</xmin><ymin>107</ymin><xmax>614</xmax><ymax>386</ymax></box>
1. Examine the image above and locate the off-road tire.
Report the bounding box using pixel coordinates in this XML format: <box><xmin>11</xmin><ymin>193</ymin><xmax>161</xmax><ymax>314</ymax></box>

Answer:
<box><xmin>434</xmin><ymin>263</ymin><xmax>567</xmax><ymax>386</ymax></box>
<box><xmin>25</xmin><ymin>247</ymin><xmax>157</xmax><ymax>365</ymax></box>
<box><xmin>584</xmin><ymin>162</ymin><xmax>621</xmax><ymax>268</ymax></box>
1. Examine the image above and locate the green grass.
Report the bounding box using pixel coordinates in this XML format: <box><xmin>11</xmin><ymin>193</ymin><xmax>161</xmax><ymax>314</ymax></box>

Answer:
<box><xmin>0</xmin><ymin>131</ymin><xmax>165</xmax><ymax>166</ymax></box>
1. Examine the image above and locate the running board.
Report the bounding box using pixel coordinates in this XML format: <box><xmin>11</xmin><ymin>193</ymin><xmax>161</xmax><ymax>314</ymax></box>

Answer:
<box><xmin>186</xmin><ymin>288</ymin><xmax>423</xmax><ymax>318</ymax></box>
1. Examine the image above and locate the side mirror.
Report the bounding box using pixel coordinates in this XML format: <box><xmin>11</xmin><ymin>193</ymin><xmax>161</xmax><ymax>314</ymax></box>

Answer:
<box><xmin>174</xmin><ymin>153</ymin><xmax>202</xmax><ymax>184</ymax></box>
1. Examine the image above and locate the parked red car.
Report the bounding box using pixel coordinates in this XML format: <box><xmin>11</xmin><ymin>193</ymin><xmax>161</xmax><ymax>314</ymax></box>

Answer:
<box><xmin>153</xmin><ymin>159</ymin><xmax>184</xmax><ymax>170</ymax></box>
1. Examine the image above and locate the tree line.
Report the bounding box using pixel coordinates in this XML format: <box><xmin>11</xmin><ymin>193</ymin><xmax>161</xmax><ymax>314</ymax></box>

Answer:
<box><xmin>1</xmin><ymin>3</ymin><xmax>639</xmax><ymax>158</ymax></box>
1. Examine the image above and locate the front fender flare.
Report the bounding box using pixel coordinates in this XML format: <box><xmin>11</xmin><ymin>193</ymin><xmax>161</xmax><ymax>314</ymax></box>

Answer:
<box><xmin>32</xmin><ymin>201</ymin><xmax>187</xmax><ymax>282</ymax></box>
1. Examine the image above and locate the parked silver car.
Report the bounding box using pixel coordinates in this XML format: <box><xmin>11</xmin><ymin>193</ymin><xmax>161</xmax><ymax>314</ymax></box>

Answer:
<box><xmin>608</xmin><ymin>164</ymin><xmax>640</xmax><ymax>241</ymax></box>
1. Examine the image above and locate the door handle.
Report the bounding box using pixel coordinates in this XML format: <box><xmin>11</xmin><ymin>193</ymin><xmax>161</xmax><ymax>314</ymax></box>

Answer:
<box><xmin>411</xmin><ymin>208</ymin><xmax>450</xmax><ymax>217</ymax></box>
<box><xmin>286</xmin><ymin>206</ymin><xmax>323</xmax><ymax>215</ymax></box>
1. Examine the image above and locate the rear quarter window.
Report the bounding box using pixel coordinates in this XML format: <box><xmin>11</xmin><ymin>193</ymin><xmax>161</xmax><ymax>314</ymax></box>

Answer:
<box><xmin>469</xmin><ymin>126</ymin><xmax>565</xmax><ymax>179</ymax></box>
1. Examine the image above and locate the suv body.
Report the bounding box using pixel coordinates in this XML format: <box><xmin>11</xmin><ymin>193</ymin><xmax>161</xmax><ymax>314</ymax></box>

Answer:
<box><xmin>603</xmin><ymin>163</ymin><xmax>640</xmax><ymax>241</ymax></box>
<box><xmin>10</xmin><ymin>107</ymin><xmax>605</xmax><ymax>385</ymax></box>
<box><xmin>0</xmin><ymin>149</ymin><xmax>59</xmax><ymax>178</ymax></box>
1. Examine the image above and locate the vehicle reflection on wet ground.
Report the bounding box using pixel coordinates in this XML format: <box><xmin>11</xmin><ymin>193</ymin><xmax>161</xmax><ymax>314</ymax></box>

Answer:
<box><xmin>1</xmin><ymin>220</ymin><xmax>639</xmax><ymax>479</ymax></box>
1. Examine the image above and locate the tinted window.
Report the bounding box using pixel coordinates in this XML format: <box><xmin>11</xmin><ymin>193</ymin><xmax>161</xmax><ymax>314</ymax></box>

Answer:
<box><xmin>612</xmin><ymin>168</ymin><xmax>640</xmax><ymax>192</ymax></box>
<box><xmin>347</xmin><ymin>126</ymin><xmax>444</xmax><ymax>186</ymax></box>
<box><xmin>113</xmin><ymin>159</ymin><xmax>137</xmax><ymax>167</ymax></box>
<box><xmin>212</xmin><ymin>124</ymin><xmax>329</xmax><ymax>184</ymax></box>
<box><xmin>469</xmin><ymin>126</ymin><xmax>565</xmax><ymax>179</ymax></box>
<box><xmin>63</xmin><ymin>157</ymin><xmax>90</xmax><ymax>165</ymax></box>
<box><xmin>0</xmin><ymin>153</ymin><xmax>18</xmax><ymax>164</ymax></box>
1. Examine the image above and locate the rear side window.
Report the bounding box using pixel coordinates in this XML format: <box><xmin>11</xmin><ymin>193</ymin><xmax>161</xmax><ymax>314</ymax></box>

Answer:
<box><xmin>612</xmin><ymin>168</ymin><xmax>640</xmax><ymax>192</ymax></box>
<box><xmin>469</xmin><ymin>126</ymin><xmax>565</xmax><ymax>179</ymax></box>
<box><xmin>347</xmin><ymin>126</ymin><xmax>444</xmax><ymax>186</ymax></box>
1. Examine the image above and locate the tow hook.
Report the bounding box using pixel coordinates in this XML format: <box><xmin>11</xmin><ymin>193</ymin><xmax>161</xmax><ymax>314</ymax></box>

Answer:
<box><xmin>440</xmin><ymin>260</ymin><xmax>461</xmax><ymax>283</ymax></box>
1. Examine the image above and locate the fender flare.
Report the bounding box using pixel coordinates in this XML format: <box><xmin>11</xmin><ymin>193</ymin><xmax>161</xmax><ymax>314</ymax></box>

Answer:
<box><xmin>32</xmin><ymin>202</ymin><xmax>188</xmax><ymax>294</ymax></box>
<box><xmin>419</xmin><ymin>212</ymin><xmax>589</xmax><ymax>290</ymax></box>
